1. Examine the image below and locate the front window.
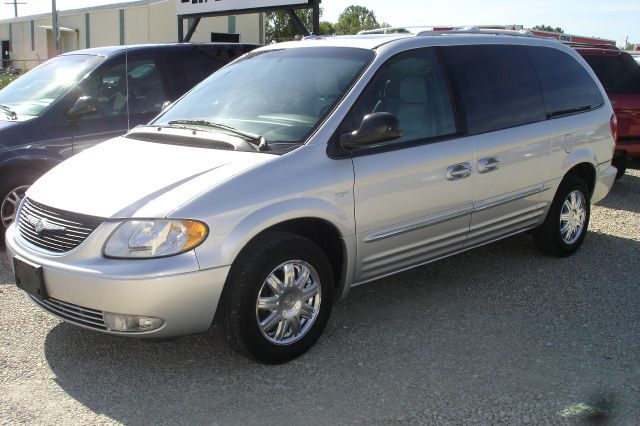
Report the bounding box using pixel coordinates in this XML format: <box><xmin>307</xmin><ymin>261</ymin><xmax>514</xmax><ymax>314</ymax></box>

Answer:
<box><xmin>0</xmin><ymin>54</ymin><xmax>103</xmax><ymax>120</ymax></box>
<box><xmin>153</xmin><ymin>47</ymin><xmax>374</xmax><ymax>150</ymax></box>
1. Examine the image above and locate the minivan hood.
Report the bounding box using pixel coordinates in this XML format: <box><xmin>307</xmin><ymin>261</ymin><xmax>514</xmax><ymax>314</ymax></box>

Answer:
<box><xmin>27</xmin><ymin>136</ymin><xmax>276</xmax><ymax>218</ymax></box>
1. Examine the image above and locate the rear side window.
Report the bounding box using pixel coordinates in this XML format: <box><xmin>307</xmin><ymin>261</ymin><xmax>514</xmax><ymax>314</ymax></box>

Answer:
<box><xmin>527</xmin><ymin>46</ymin><xmax>604</xmax><ymax>117</ymax></box>
<box><xmin>441</xmin><ymin>45</ymin><xmax>546</xmax><ymax>135</ymax></box>
<box><xmin>581</xmin><ymin>53</ymin><xmax>640</xmax><ymax>94</ymax></box>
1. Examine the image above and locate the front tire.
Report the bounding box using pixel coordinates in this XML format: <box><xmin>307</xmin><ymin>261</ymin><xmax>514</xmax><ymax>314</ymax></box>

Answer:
<box><xmin>1</xmin><ymin>171</ymin><xmax>40</xmax><ymax>233</ymax></box>
<box><xmin>219</xmin><ymin>231</ymin><xmax>334</xmax><ymax>364</ymax></box>
<box><xmin>533</xmin><ymin>175</ymin><xmax>591</xmax><ymax>257</ymax></box>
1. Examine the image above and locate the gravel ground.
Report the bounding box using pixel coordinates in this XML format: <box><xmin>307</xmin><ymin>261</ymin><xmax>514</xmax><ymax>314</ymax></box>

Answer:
<box><xmin>1</xmin><ymin>166</ymin><xmax>639</xmax><ymax>425</ymax></box>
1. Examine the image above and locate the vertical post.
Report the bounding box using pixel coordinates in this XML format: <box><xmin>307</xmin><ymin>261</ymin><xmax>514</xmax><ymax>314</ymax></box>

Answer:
<box><xmin>119</xmin><ymin>9</ymin><xmax>125</xmax><ymax>45</ymax></box>
<box><xmin>177</xmin><ymin>17</ymin><xmax>184</xmax><ymax>42</ymax></box>
<box><xmin>312</xmin><ymin>0</ymin><xmax>320</xmax><ymax>35</ymax></box>
<box><xmin>52</xmin><ymin>0</ymin><xmax>60</xmax><ymax>54</ymax></box>
<box><xmin>85</xmin><ymin>13</ymin><xmax>90</xmax><ymax>48</ymax></box>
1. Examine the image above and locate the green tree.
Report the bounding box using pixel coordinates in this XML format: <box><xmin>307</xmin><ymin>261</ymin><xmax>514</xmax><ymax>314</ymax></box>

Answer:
<box><xmin>320</xmin><ymin>21</ymin><xmax>335</xmax><ymax>36</ymax></box>
<box><xmin>265</xmin><ymin>9</ymin><xmax>315</xmax><ymax>43</ymax></box>
<box><xmin>334</xmin><ymin>5</ymin><xmax>381</xmax><ymax>35</ymax></box>
<box><xmin>532</xmin><ymin>25</ymin><xmax>565</xmax><ymax>34</ymax></box>
<box><xmin>264</xmin><ymin>8</ymin><xmax>335</xmax><ymax>42</ymax></box>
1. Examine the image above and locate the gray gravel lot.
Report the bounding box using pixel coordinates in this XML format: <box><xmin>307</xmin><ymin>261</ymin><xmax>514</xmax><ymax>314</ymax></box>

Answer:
<box><xmin>1</xmin><ymin>166</ymin><xmax>639</xmax><ymax>425</ymax></box>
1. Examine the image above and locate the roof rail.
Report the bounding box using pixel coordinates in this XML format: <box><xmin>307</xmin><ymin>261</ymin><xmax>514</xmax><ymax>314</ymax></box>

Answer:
<box><xmin>561</xmin><ymin>41</ymin><xmax>619</xmax><ymax>50</ymax></box>
<box><xmin>417</xmin><ymin>27</ymin><xmax>534</xmax><ymax>37</ymax></box>
<box><xmin>358</xmin><ymin>27</ymin><xmax>418</xmax><ymax>35</ymax></box>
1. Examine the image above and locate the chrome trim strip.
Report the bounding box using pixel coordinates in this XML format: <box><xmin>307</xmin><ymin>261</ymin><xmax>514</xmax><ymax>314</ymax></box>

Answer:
<box><xmin>364</xmin><ymin>186</ymin><xmax>549</xmax><ymax>243</ymax></box>
<box><xmin>353</xmin><ymin>225</ymin><xmax>538</xmax><ymax>288</ymax></box>
<box><xmin>363</xmin><ymin>205</ymin><xmax>474</xmax><ymax>242</ymax></box>
<box><xmin>473</xmin><ymin>186</ymin><xmax>548</xmax><ymax>213</ymax></box>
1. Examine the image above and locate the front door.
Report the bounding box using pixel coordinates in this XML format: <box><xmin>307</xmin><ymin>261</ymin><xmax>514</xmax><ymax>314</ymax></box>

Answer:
<box><xmin>345</xmin><ymin>48</ymin><xmax>475</xmax><ymax>283</ymax></box>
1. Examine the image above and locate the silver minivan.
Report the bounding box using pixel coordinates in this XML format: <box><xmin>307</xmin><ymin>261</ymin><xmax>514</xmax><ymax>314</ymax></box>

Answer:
<box><xmin>6</xmin><ymin>31</ymin><xmax>617</xmax><ymax>363</ymax></box>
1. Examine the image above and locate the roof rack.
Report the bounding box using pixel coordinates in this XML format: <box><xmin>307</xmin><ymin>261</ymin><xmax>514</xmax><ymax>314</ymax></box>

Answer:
<box><xmin>358</xmin><ymin>26</ymin><xmax>535</xmax><ymax>38</ymax></box>
<box><xmin>358</xmin><ymin>26</ymin><xmax>421</xmax><ymax>35</ymax></box>
<box><xmin>561</xmin><ymin>41</ymin><xmax>619</xmax><ymax>50</ymax></box>
<box><xmin>417</xmin><ymin>27</ymin><xmax>534</xmax><ymax>37</ymax></box>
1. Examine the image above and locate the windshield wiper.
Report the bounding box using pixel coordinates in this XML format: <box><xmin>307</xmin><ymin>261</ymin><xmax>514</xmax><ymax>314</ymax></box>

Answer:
<box><xmin>167</xmin><ymin>119</ymin><xmax>267</xmax><ymax>151</ymax></box>
<box><xmin>0</xmin><ymin>104</ymin><xmax>17</xmax><ymax>120</ymax></box>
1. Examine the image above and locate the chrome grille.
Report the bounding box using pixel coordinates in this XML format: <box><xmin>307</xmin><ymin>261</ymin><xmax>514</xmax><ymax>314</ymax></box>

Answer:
<box><xmin>30</xmin><ymin>296</ymin><xmax>107</xmax><ymax>330</ymax></box>
<box><xmin>18</xmin><ymin>198</ymin><xmax>104</xmax><ymax>253</ymax></box>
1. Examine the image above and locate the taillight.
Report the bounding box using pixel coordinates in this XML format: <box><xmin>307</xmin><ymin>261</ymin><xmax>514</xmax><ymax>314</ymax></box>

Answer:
<box><xmin>610</xmin><ymin>113</ymin><xmax>618</xmax><ymax>141</ymax></box>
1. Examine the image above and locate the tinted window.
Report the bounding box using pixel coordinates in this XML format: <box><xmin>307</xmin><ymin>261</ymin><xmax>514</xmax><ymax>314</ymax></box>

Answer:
<box><xmin>127</xmin><ymin>59</ymin><xmax>167</xmax><ymax>115</ymax></box>
<box><xmin>78</xmin><ymin>57</ymin><xmax>166</xmax><ymax>119</ymax></box>
<box><xmin>582</xmin><ymin>53</ymin><xmax>640</xmax><ymax>94</ymax></box>
<box><xmin>347</xmin><ymin>48</ymin><xmax>457</xmax><ymax>147</ymax></box>
<box><xmin>527</xmin><ymin>46</ymin><xmax>604</xmax><ymax>117</ymax></box>
<box><xmin>442</xmin><ymin>45</ymin><xmax>546</xmax><ymax>134</ymax></box>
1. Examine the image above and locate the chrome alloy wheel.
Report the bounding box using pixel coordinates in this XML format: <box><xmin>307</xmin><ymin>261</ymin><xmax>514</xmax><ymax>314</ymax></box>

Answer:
<box><xmin>1</xmin><ymin>184</ymin><xmax>29</xmax><ymax>228</ymax></box>
<box><xmin>559</xmin><ymin>189</ymin><xmax>586</xmax><ymax>245</ymax></box>
<box><xmin>255</xmin><ymin>260</ymin><xmax>322</xmax><ymax>345</ymax></box>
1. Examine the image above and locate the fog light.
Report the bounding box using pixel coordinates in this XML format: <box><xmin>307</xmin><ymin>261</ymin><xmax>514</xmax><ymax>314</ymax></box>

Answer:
<box><xmin>103</xmin><ymin>312</ymin><xmax>164</xmax><ymax>332</ymax></box>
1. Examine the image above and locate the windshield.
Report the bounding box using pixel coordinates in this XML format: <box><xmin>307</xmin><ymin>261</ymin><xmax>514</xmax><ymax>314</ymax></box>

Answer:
<box><xmin>0</xmin><ymin>54</ymin><xmax>103</xmax><ymax>120</ymax></box>
<box><xmin>153</xmin><ymin>47</ymin><xmax>374</xmax><ymax>148</ymax></box>
<box><xmin>583</xmin><ymin>53</ymin><xmax>640</xmax><ymax>94</ymax></box>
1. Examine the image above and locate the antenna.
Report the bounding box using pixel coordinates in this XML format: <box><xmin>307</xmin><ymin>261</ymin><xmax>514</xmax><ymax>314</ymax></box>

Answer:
<box><xmin>4</xmin><ymin>0</ymin><xmax>26</xmax><ymax>18</ymax></box>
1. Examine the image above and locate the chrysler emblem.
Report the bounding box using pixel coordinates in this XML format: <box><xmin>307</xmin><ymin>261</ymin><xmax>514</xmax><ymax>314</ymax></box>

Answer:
<box><xmin>25</xmin><ymin>215</ymin><xmax>66</xmax><ymax>234</ymax></box>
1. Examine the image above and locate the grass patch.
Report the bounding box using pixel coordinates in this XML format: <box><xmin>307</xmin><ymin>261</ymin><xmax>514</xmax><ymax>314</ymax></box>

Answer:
<box><xmin>0</xmin><ymin>74</ymin><xmax>19</xmax><ymax>89</ymax></box>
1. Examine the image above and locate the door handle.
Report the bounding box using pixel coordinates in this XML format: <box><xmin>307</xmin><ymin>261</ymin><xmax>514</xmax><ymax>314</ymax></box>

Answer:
<box><xmin>446</xmin><ymin>162</ymin><xmax>471</xmax><ymax>180</ymax></box>
<box><xmin>478</xmin><ymin>157</ymin><xmax>500</xmax><ymax>173</ymax></box>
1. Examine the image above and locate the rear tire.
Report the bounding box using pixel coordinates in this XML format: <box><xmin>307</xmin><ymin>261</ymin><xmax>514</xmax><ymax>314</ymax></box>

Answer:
<box><xmin>219</xmin><ymin>231</ymin><xmax>334</xmax><ymax>364</ymax></box>
<box><xmin>612</xmin><ymin>155</ymin><xmax>627</xmax><ymax>180</ymax></box>
<box><xmin>533</xmin><ymin>175</ymin><xmax>590</xmax><ymax>257</ymax></box>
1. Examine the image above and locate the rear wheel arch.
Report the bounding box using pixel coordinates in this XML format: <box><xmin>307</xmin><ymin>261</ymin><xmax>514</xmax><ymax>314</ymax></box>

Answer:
<box><xmin>564</xmin><ymin>162</ymin><xmax>596</xmax><ymax>197</ymax></box>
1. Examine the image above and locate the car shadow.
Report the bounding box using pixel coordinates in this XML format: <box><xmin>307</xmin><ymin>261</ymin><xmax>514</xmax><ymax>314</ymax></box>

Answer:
<box><xmin>43</xmin><ymin>231</ymin><xmax>640</xmax><ymax>425</ymax></box>
<box><xmin>596</xmin><ymin>172</ymin><xmax>640</xmax><ymax>213</ymax></box>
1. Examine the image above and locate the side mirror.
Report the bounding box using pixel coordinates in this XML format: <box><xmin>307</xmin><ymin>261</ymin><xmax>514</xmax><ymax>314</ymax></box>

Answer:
<box><xmin>161</xmin><ymin>100</ymin><xmax>172</xmax><ymax>111</ymax></box>
<box><xmin>66</xmin><ymin>96</ymin><xmax>98</xmax><ymax>120</ymax></box>
<box><xmin>339</xmin><ymin>112</ymin><xmax>402</xmax><ymax>150</ymax></box>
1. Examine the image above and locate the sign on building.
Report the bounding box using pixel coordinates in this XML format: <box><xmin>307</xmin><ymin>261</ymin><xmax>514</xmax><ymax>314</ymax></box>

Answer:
<box><xmin>176</xmin><ymin>0</ymin><xmax>310</xmax><ymax>16</ymax></box>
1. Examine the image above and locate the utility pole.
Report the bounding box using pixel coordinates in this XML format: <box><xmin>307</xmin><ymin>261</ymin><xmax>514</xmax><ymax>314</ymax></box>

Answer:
<box><xmin>52</xmin><ymin>0</ymin><xmax>60</xmax><ymax>55</ymax></box>
<box><xmin>4</xmin><ymin>0</ymin><xmax>26</xmax><ymax>18</ymax></box>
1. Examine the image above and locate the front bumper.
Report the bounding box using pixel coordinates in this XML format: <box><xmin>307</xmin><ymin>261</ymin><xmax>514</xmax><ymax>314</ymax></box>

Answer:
<box><xmin>5</xmin><ymin>223</ymin><xmax>230</xmax><ymax>338</ymax></box>
<box><xmin>592</xmin><ymin>163</ymin><xmax>617</xmax><ymax>204</ymax></box>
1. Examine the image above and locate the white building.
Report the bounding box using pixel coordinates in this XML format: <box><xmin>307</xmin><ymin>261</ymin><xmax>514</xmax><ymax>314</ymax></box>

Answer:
<box><xmin>0</xmin><ymin>0</ymin><xmax>264</xmax><ymax>70</ymax></box>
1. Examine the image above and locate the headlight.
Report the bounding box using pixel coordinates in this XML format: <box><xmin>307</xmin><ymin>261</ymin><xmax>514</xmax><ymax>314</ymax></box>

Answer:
<box><xmin>103</xmin><ymin>219</ymin><xmax>208</xmax><ymax>258</ymax></box>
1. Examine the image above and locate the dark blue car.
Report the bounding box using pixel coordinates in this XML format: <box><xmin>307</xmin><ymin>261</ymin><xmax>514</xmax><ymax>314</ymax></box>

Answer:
<box><xmin>0</xmin><ymin>42</ymin><xmax>258</xmax><ymax>231</ymax></box>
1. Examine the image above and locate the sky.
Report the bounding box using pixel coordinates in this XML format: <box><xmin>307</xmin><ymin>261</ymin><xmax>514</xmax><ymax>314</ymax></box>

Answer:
<box><xmin>1</xmin><ymin>0</ymin><xmax>639</xmax><ymax>47</ymax></box>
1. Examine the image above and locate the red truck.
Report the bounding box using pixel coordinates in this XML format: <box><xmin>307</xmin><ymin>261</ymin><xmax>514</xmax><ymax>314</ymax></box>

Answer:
<box><xmin>575</xmin><ymin>48</ymin><xmax>640</xmax><ymax>178</ymax></box>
